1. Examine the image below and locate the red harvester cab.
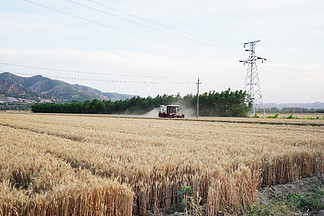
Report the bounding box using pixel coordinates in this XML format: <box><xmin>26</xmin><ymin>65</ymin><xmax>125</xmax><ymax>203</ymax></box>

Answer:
<box><xmin>158</xmin><ymin>105</ymin><xmax>185</xmax><ymax>118</ymax></box>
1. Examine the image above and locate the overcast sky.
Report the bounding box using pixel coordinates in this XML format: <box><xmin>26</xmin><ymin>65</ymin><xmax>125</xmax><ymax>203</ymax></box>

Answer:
<box><xmin>0</xmin><ymin>0</ymin><xmax>323</xmax><ymax>103</ymax></box>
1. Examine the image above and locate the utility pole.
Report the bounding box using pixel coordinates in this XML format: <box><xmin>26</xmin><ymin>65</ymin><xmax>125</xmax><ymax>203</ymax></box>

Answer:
<box><xmin>196</xmin><ymin>78</ymin><xmax>202</xmax><ymax>118</ymax></box>
<box><xmin>239</xmin><ymin>40</ymin><xmax>266</xmax><ymax>116</ymax></box>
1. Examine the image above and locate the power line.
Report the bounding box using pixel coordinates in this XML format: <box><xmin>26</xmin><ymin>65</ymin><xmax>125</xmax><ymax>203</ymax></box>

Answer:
<box><xmin>0</xmin><ymin>62</ymin><xmax>166</xmax><ymax>79</ymax></box>
<box><xmin>84</xmin><ymin>0</ymin><xmax>242</xmax><ymax>52</ymax></box>
<box><xmin>0</xmin><ymin>70</ymin><xmax>194</xmax><ymax>85</ymax></box>
<box><xmin>65</xmin><ymin>0</ymin><xmax>241</xmax><ymax>55</ymax></box>
<box><xmin>184</xmin><ymin>76</ymin><xmax>323</xmax><ymax>101</ymax></box>
<box><xmin>2</xmin><ymin>70</ymin><xmax>321</xmax><ymax>100</ymax></box>
<box><xmin>200</xmin><ymin>77</ymin><xmax>242</xmax><ymax>89</ymax></box>
<box><xmin>23</xmin><ymin>0</ymin><xmax>231</xmax><ymax>59</ymax></box>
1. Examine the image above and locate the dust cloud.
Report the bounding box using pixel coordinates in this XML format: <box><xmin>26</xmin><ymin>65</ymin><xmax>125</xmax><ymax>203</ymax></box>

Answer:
<box><xmin>141</xmin><ymin>102</ymin><xmax>195</xmax><ymax>118</ymax></box>
<box><xmin>142</xmin><ymin>108</ymin><xmax>160</xmax><ymax>118</ymax></box>
<box><xmin>177</xmin><ymin>102</ymin><xmax>195</xmax><ymax>117</ymax></box>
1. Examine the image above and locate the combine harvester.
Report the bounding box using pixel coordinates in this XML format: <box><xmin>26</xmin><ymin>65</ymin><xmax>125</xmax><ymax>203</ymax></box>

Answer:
<box><xmin>158</xmin><ymin>105</ymin><xmax>185</xmax><ymax>118</ymax></box>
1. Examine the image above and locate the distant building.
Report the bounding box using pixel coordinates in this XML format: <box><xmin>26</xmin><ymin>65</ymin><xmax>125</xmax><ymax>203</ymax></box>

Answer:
<box><xmin>40</xmin><ymin>99</ymin><xmax>52</xmax><ymax>103</ymax></box>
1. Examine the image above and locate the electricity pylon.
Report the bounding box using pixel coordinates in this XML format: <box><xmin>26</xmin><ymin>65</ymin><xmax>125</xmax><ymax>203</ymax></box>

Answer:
<box><xmin>239</xmin><ymin>40</ymin><xmax>266</xmax><ymax>116</ymax></box>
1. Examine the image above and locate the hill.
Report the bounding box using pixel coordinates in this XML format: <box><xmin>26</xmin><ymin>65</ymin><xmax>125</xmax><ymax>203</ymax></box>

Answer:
<box><xmin>0</xmin><ymin>72</ymin><xmax>134</xmax><ymax>103</ymax></box>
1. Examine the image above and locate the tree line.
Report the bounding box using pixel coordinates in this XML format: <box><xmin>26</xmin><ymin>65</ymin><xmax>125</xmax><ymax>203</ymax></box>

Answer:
<box><xmin>32</xmin><ymin>89</ymin><xmax>252</xmax><ymax>117</ymax></box>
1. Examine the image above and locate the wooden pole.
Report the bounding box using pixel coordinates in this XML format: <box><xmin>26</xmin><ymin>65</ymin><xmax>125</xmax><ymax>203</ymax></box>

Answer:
<box><xmin>196</xmin><ymin>78</ymin><xmax>202</xmax><ymax>118</ymax></box>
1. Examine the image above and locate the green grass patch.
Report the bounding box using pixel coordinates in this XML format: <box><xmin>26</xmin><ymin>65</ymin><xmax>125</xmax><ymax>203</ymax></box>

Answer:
<box><xmin>266</xmin><ymin>112</ymin><xmax>280</xmax><ymax>119</ymax></box>
<box><xmin>253</xmin><ymin>113</ymin><xmax>260</xmax><ymax>118</ymax></box>
<box><xmin>249</xmin><ymin>187</ymin><xmax>324</xmax><ymax>216</ymax></box>
<box><xmin>286</xmin><ymin>114</ymin><xmax>300</xmax><ymax>119</ymax></box>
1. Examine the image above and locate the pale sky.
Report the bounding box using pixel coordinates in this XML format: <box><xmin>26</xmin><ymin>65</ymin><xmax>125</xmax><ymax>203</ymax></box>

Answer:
<box><xmin>0</xmin><ymin>0</ymin><xmax>323</xmax><ymax>103</ymax></box>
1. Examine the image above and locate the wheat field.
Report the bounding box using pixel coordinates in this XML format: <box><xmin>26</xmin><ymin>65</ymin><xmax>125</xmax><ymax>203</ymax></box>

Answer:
<box><xmin>0</xmin><ymin>112</ymin><xmax>323</xmax><ymax>215</ymax></box>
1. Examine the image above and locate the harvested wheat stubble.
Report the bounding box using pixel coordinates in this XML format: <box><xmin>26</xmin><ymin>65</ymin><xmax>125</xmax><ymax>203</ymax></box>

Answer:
<box><xmin>0</xmin><ymin>112</ymin><xmax>323</xmax><ymax>215</ymax></box>
<box><xmin>0</xmin><ymin>125</ymin><xmax>134</xmax><ymax>216</ymax></box>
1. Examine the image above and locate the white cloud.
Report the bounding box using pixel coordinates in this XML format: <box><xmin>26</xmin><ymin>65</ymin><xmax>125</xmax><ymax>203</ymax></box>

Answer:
<box><xmin>1</xmin><ymin>0</ymin><xmax>323</xmax><ymax>103</ymax></box>
<box><xmin>0</xmin><ymin>48</ymin><xmax>242</xmax><ymax>95</ymax></box>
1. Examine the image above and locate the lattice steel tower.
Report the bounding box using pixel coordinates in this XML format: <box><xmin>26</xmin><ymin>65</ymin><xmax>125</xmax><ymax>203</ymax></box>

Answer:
<box><xmin>239</xmin><ymin>40</ymin><xmax>266</xmax><ymax>116</ymax></box>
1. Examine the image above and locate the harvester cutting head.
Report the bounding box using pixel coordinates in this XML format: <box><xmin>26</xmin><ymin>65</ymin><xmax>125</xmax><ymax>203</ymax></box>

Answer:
<box><xmin>158</xmin><ymin>105</ymin><xmax>185</xmax><ymax>118</ymax></box>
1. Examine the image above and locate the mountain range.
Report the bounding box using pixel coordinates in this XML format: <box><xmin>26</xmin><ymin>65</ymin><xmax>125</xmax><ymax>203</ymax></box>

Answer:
<box><xmin>0</xmin><ymin>72</ymin><xmax>134</xmax><ymax>103</ymax></box>
<box><xmin>264</xmin><ymin>102</ymin><xmax>324</xmax><ymax>109</ymax></box>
